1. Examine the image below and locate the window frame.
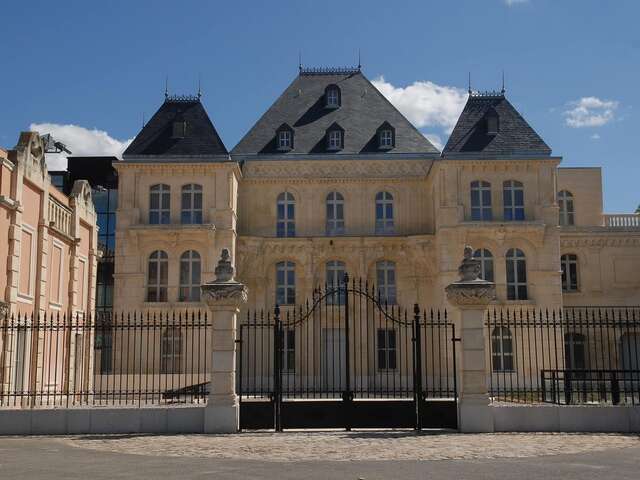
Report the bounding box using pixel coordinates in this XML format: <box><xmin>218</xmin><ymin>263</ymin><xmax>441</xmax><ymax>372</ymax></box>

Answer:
<box><xmin>503</xmin><ymin>180</ymin><xmax>525</xmax><ymax>221</ymax></box>
<box><xmin>327</xmin><ymin>129</ymin><xmax>343</xmax><ymax>150</ymax></box>
<box><xmin>561</xmin><ymin>253</ymin><xmax>579</xmax><ymax>292</ymax></box>
<box><xmin>325</xmin><ymin>191</ymin><xmax>345</xmax><ymax>235</ymax></box>
<box><xmin>377</xmin><ymin>328</ymin><xmax>397</xmax><ymax>371</ymax></box>
<box><xmin>180</xmin><ymin>184</ymin><xmax>203</xmax><ymax>225</ymax></box>
<box><xmin>276</xmin><ymin>192</ymin><xmax>296</xmax><ymax>238</ymax></box>
<box><xmin>149</xmin><ymin>184</ymin><xmax>171</xmax><ymax>225</ymax></box>
<box><xmin>325</xmin><ymin>260</ymin><xmax>346</xmax><ymax>305</ymax></box>
<box><xmin>470</xmin><ymin>180</ymin><xmax>493</xmax><ymax>221</ymax></box>
<box><xmin>473</xmin><ymin>248</ymin><xmax>494</xmax><ymax>282</ymax></box>
<box><xmin>276</xmin><ymin>261</ymin><xmax>296</xmax><ymax>305</ymax></box>
<box><xmin>179</xmin><ymin>250</ymin><xmax>202</xmax><ymax>302</ymax></box>
<box><xmin>325</xmin><ymin>85</ymin><xmax>341</xmax><ymax>108</ymax></box>
<box><xmin>376</xmin><ymin>260</ymin><xmax>397</xmax><ymax>305</ymax></box>
<box><xmin>558</xmin><ymin>190</ymin><xmax>575</xmax><ymax>226</ymax></box>
<box><xmin>161</xmin><ymin>327</ymin><xmax>182</xmax><ymax>374</ymax></box>
<box><xmin>505</xmin><ymin>248</ymin><xmax>528</xmax><ymax>300</ymax></box>
<box><xmin>147</xmin><ymin>250</ymin><xmax>169</xmax><ymax>302</ymax></box>
<box><xmin>375</xmin><ymin>191</ymin><xmax>395</xmax><ymax>234</ymax></box>
<box><xmin>491</xmin><ymin>326</ymin><xmax>514</xmax><ymax>372</ymax></box>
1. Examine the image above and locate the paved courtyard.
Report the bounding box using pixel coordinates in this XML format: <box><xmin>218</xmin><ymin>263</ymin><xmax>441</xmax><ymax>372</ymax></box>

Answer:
<box><xmin>1</xmin><ymin>432</ymin><xmax>639</xmax><ymax>479</ymax></box>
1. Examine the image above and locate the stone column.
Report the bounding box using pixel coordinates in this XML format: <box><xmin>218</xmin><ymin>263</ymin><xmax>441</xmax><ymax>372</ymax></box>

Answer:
<box><xmin>445</xmin><ymin>246</ymin><xmax>496</xmax><ymax>433</ymax></box>
<box><xmin>201</xmin><ymin>249</ymin><xmax>248</xmax><ymax>433</ymax></box>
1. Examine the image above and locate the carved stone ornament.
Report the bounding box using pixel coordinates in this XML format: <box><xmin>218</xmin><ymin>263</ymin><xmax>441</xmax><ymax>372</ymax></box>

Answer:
<box><xmin>0</xmin><ymin>301</ymin><xmax>9</xmax><ymax>321</ymax></box>
<box><xmin>201</xmin><ymin>249</ymin><xmax>248</xmax><ymax>307</ymax></box>
<box><xmin>445</xmin><ymin>245</ymin><xmax>496</xmax><ymax>307</ymax></box>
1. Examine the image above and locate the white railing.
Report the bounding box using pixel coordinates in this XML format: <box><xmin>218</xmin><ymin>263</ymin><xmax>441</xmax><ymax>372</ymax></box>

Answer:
<box><xmin>604</xmin><ymin>213</ymin><xmax>640</xmax><ymax>228</ymax></box>
<box><xmin>48</xmin><ymin>197</ymin><xmax>73</xmax><ymax>237</ymax></box>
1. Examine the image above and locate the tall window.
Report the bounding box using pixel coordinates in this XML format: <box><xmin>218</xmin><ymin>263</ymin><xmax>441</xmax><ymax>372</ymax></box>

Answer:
<box><xmin>564</xmin><ymin>333</ymin><xmax>586</xmax><ymax>370</ymax></box>
<box><xmin>470</xmin><ymin>181</ymin><xmax>492</xmax><ymax>221</ymax></box>
<box><xmin>326</xmin><ymin>191</ymin><xmax>345</xmax><ymax>235</ymax></box>
<box><xmin>491</xmin><ymin>327</ymin><xmax>514</xmax><ymax>372</ymax></box>
<box><xmin>505</xmin><ymin>248</ymin><xmax>527</xmax><ymax>300</ymax></box>
<box><xmin>558</xmin><ymin>190</ymin><xmax>575</xmax><ymax>226</ymax></box>
<box><xmin>181</xmin><ymin>184</ymin><xmax>203</xmax><ymax>224</ymax></box>
<box><xmin>179</xmin><ymin>250</ymin><xmax>201</xmax><ymax>302</ymax></box>
<box><xmin>377</xmin><ymin>329</ymin><xmax>397</xmax><ymax>370</ymax></box>
<box><xmin>276</xmin><ymin>192</ymin><xmax>295</xmax><ymax>238</ymax></box>
<box><xmin>375</xmin><ymin>191</ymin><xmax>394</xmax><ymax>234</ymax></box>
<box><xmin>149</xmin><ymin>184</ymin><xmax>170</xmax><ymax>224</ymax></box>
<box><xmin>282</xmin><ymin>329</ymin><xmax>295</xmax><ymax>372</ymax></box>
<box><xmin>376</xmin><ymin>260</ymin><xmax>396</xmax><ymax>305</ymax></box>
<box><xmin>147</xmin><ymin>250</ymin><xmax>168</xmax><ymax>302</ymax></box>
<box><xmin>326</xmin><ymin>260</ymin><xmax>346</xmax><ymax>304</ymax></box>
<box><xmin>561</xmin><ymin>254</ymin><xmax>579</xmax><ymax>292</ymax></box>
<box><xmin>473</xmin><ymin>248</ymin><xmax>494</xmax><ymax>282</ymax></box>
<box><xmin>161</xmin><ymin>327</ymin><xmax>182</xmax><ymax>374</ymax></box>
<box><xmin>503</xmin><ymin>180</ymin><xmax>524</xmax><ymax>221</ymax></box>
<box><xmin>276</xmin><ymin>261</ymin><xmax>296</xmax><ymax>305</ymax></box>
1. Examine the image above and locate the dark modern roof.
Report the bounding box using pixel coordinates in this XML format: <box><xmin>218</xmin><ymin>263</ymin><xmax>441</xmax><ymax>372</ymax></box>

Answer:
<box><xmin>232</xmin><ymin>68</ymin><xmax>439</xmax><ymax>158</ymax></box>
<box><xmin>442</xmin><ymin>93</ymin><xmax>551</xmax><ymax>157</ymax></box>
<box><xmin>123</xmin><ymin>96</ymin><xmax>229</xmax><ymax>160</ymax></box>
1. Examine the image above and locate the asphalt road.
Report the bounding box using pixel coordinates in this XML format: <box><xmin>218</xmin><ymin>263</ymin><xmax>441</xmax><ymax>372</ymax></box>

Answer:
<box><xmin>0</xmin><ymin>435</ymin><xmax>639</xmax><ymax>479</ymax></box>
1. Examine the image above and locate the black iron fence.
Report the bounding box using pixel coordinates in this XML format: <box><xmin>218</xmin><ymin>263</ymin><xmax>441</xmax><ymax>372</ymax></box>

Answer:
<box><xmin>0</xmin><ymin>311</ymin><xmax>211</xmax><ymax>408</ymax></box>
<box><xmin>487</xmin><ymin>307</ymin><xmax>640</xmax><ymax>405</ymax></box>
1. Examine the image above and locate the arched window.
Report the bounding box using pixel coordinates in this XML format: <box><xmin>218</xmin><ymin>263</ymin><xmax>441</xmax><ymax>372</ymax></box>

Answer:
<box><xmin>376</xmin><ymin>260</ymin><xmax>396</xmax><ymax>305</ymax></box>
<box><xmin>149</xmin><ymin>184</ymin><xmax>170</xmax><ymax>224</ymax></box>
<box><xmin>470</xmin><ymin>181</ymin><xmax>492</xmax><ymax>221</ymax></box>
<box><xmin>147</xmin><ymin>250</ymin><xmax>168</xmax><ymax>302</ymax></box>
<box><xmin>505</xmin><ymin>248</ymin><xmax>527</xmax><ymax>300</ymax></box>
<box><xmin>326</xmin><ymin>192</ymin><xmax>345</xmax><ymax>235</ymax></box>
<box><xmin>276</xmin><ymin>261</ymin><xmax>296</xmax><ymax>305</ymax></box>
<box><xmin>558</xmin><ymin>190</ymin><xmax>575</xmax><ymax>226</ymax></box>
<box><xmin>473</xmin><ymin>248</ymin><xmax>494</xmax><ymax>282</ymax></box>
<box><xmin>491</xmin><ymin>327</ymin><xmax>514</xmax><ymax>372</ymax></box>
<box><xmin>181</xmin><ymin>184</ymin><xmax>203</xmax><ymax>224</ymax></box>
<box><xmin>161</xmin><ymin>327</ymin><xmax>182</xmax><ymax>374</ymax></box>
<box><xmin>375</xmin><ymin>191</ymin><xmax>394</xmax><ymax>235</ymax></box>
<box><xmin>326</xmin><ymin>260</ymin><xmax>346</xmax><ymax>304</ymax></box>
<box><xmin>503</xmin><ymin>180</ymin><xmax>524</xmax><ymax>221</ymax></box>
<box><xmin>561</xmin><ymin>254</ymin><xmax>579</xmax><ymax>292</ymax></box>
<box><xmin>276</xmin><ymin>192</ymin><xmax>295</xmax><ymax>238</ymax></box>
<box><xmin>179</xmin><ymin>250</ymin><xmax>201</xmax><ymax>302</ymax></box>
<box><xmin>325</xmin><ymin>85</ymin><xmax>341</xmax><ymax>108</ymax></box>
<box><xmin>564</xmin><ymin>332</ymin><xmax>586</xmax><ymax>370</ymax></box>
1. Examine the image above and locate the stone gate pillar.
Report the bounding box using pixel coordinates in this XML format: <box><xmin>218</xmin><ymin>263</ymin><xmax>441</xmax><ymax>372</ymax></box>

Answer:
<box><xmin>445</xmin><ymin>246</ymin><xmax>496</xmax><ymax>433</ymax></box>
<box><xmin>201</xmin><ymin>249</ymin><xmax>248</xmax><ymax>433</ymax></box>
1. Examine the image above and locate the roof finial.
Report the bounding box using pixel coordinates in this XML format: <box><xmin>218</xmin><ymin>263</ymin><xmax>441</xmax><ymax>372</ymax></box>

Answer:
<box><xmin>358</xmin><ymin>49</ymin><xmax>361</xmax><ymax>70</ymax></box>
<box><xmin>198</xmin><ymin>73</ymin><xmax>202</xmax><ymax>99</ymax></box>
<box><xmin>165</xmin><ymin>75</ymin><xmax>169</xmax><ymax>99</ymax></box>
<box><xmin>298</xmin><ymin>51</ymin><xmax>302</xmax><ymax>73</ymax></box>
<box><xmin>468</xmin><ymin>72</ymin><xmax>472</xmax><ymax>95</ymax></box>
<box><xmin>501</xmin><ymin>70</ymin><xmax>506</xmax><ymax>94</ymax></box>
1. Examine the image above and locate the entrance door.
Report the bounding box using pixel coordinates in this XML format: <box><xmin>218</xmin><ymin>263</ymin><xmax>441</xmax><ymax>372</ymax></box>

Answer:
<box><xmin>321</xmin><ymin>328</ymin><xmax>345</xmax><ymax>394</ymax></box>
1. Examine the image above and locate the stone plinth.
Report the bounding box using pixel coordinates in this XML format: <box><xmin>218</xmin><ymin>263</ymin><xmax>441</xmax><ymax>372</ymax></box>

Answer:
<box><xmin>446</xmin><ymin>246</ymin><xmax>496</xmax><ymax>433</ymax></box>
<box><xmin>201</xmin><ymin>249</ymin><xmax>248</xmax><ymax>433</ymax></box>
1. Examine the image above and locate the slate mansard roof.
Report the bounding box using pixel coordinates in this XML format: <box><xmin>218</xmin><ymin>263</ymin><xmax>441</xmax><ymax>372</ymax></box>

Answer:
<box><xmin>231</xmin><ymin>68</ymin><xmax>439</xmax><ymax>158</ymax></box>
<box><xmin>442</xmin><ymin>93</ymin><xmax>552</xmax><ymax>158</ymax></box>
<box><xmin>123</xmin><ymin>96</ymin><xmax>229</xmax><ymax>161</ymax></box>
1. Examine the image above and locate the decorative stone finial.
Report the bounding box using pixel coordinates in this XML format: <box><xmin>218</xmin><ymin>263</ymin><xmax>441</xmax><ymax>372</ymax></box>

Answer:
<box><xmin>445</xmin><ymin>245</ymin><xmax>496</xmax><ymax>306</ymax></box>
<box><xmin>214</xmin><ymin>248</ymin><xmax>234</xmax><ymax>282</ymax></box>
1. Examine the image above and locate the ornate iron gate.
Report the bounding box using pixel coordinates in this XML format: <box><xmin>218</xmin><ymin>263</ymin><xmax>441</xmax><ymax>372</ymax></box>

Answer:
<box><xmin>238</xmin><ymin>275</ymin><xmax>457</xmax><ymax>430</ymax></box>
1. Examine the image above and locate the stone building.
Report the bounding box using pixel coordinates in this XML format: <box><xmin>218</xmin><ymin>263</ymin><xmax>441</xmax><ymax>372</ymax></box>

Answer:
<box><xmin>113</xmin><ymin>67</ymin><xmax>640</xmax><ymax>316</ymax></box>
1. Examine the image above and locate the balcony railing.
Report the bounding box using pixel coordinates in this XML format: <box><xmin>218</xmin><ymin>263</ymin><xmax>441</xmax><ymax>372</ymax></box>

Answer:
<box><xmin>48</xmin><ymin>197</ymin><xmax>73</xmax><ymax>237</ymax></box>
<box><xmin>604</xmin><ymin>213</ymin><xmax>640</xmax><ymax>228</ymax></box>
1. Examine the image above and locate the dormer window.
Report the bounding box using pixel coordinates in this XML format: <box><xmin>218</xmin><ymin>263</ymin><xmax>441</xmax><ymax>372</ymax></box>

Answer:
<box><xmin>486</xmin><ymin>110</ymin><xmax>499</xmax><ymax>135</ymax></box>
<box><xmin>326</xmin><ymin>124</ymin><xmax>344</xmax><ymax>151</ymax></box>
<box><xmin>377</xmin><ymin>122</ymin><xmax>395</xmax><ymax>150</ymax></box>
<box><xmin>172</xmin><ymin>121</ymin><xmax>187</xmax><ymax>138</ymax></box>
<box><xmin>276</xmin><ymin>124</ymin><xmax>294</xmax><ymax>151</ymax></box>
<box><xmin>325</xmin><ymin>85</ymin><xmax>341</xmax><ymax>108</ymax></box>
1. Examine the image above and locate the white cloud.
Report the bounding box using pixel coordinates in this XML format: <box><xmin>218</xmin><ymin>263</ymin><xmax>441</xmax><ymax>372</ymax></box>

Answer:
<box><xmin>423</xmin><ymin>133</ymin><xmax>444</xmax><ymax>151</ymax></box>
<box><xmin>29</xmin><ymin>123</ymin><xmax>133</xmax><ymax>170</ymax></box>
<box><xmin>504</xmin><ymin>0</ymin><xmax>529</xmax><ymax>6</ymax></box>
<box><xmin>591</xmin><ymin>133</ymin><xmax>601</xmax><ymax>140</ymax></box>
<box><xmin>372</xmin><ymin>76</ymin><xmax>467</xmax><ymax>134</ymax></box>
<box><xmin>563</xmin><ymin>97</ymin><xmax>619</xmax><ymax>128</ymax></box>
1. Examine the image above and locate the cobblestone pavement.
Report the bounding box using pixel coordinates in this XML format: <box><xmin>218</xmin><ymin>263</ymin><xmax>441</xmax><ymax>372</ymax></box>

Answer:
<box><xmin>62</xmin><ymin>431</ymin><xmax>640</xmax><ymax>461</ymax></box>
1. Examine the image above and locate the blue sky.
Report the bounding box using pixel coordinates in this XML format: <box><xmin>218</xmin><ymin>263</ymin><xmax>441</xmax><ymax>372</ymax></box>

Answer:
<box><xmin>1</xmin><ymin>0</ymin><xmax>638</xmax><ymax>212</ymax></box>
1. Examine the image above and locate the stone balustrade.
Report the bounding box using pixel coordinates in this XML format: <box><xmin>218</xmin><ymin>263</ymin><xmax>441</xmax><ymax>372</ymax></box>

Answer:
<box><xmin>604</xmin><ymin>213</ymin><xmax>640</xmax><ymax>228</ymax></box>
<box><xmin>48</xmin><ymin>196</ymin><xmax>73</xmax><ymax>237</ymax></box>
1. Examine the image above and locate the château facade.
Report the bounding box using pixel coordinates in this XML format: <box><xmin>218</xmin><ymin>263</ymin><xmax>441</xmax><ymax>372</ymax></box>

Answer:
<box><xmin>113</xmin><ymin>67</ymin><xmax>640</xmax><ymax>317</ymax></box>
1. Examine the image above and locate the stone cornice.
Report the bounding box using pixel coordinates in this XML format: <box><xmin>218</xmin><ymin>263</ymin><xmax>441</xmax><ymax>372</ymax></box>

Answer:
<box><xmin>114</xmin><ymin>161</ymin><xmax>241</xmax><ymax>177</ymax></box>
<box><xmin>560</xmin><ymin>234</ymin><xmax>640</xmax><ymax>248</ymax></box>
<box><xmin>242</xmin><ymin>159</ymin><xmax>432</xmax><ymax>180</ymax></box>
<box><xmin>439</xmin><ymin>155</ymin><xmax>562</xmax><ymax>165</ymax></box>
